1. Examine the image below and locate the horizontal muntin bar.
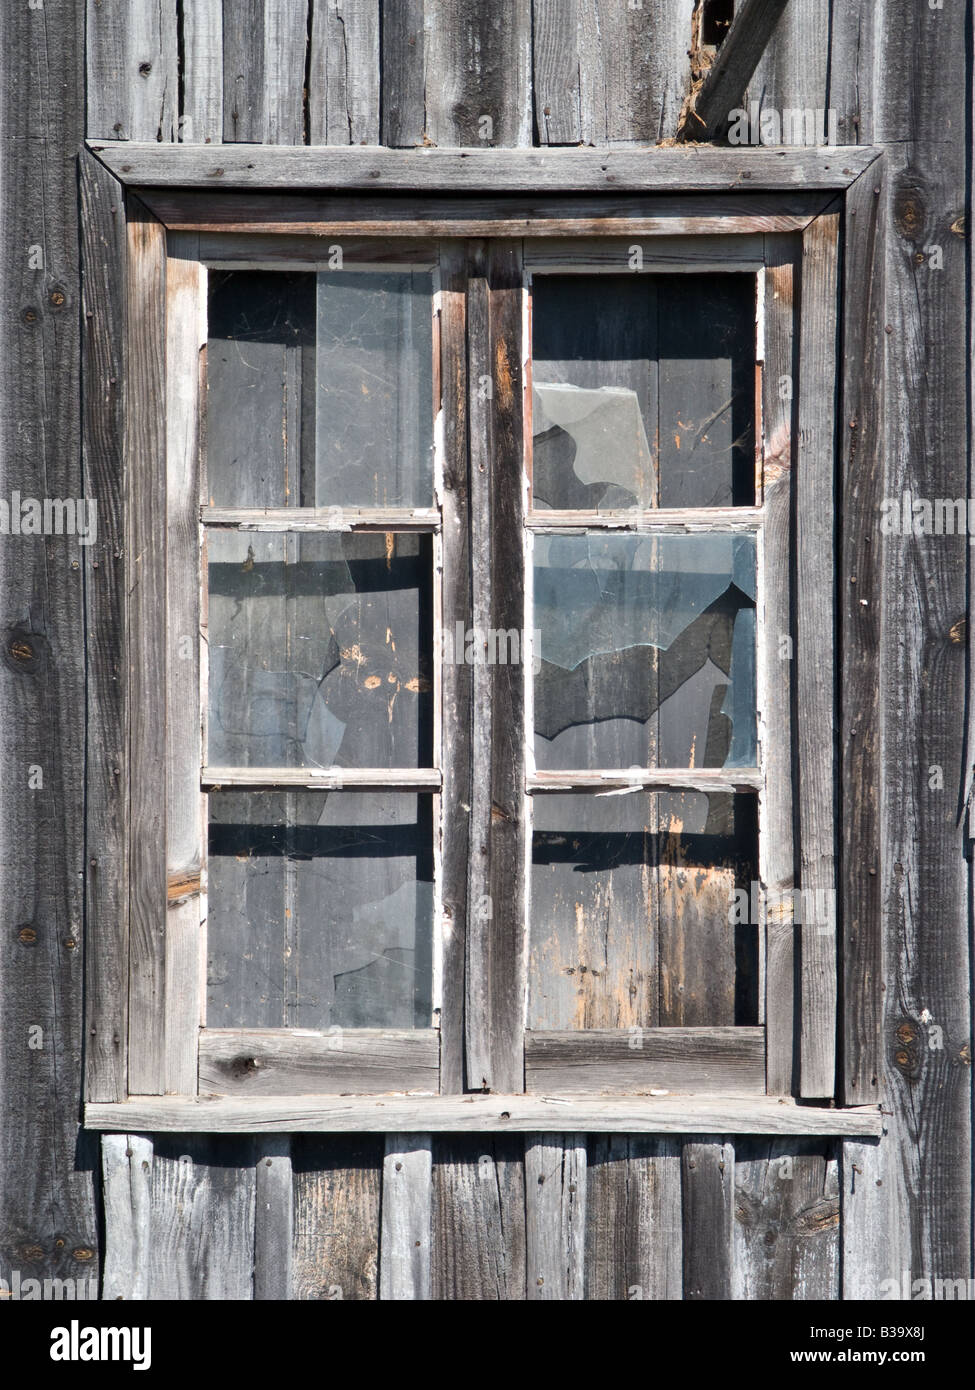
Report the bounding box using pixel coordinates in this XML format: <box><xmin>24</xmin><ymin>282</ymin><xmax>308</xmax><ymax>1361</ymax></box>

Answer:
<box><xmin>203</xmin><ymin>506</ymin><xmax>441</xmax><ymax>532</ymax></box>
<box><xmin>203</xmin><ymin>767</ymin><xmax>442</xmax><ymax>792</ymax></box>
<box><xmin>526</xmin><ymin>507</ymin><xmax>763</xmax><ymax>532</ymax></box>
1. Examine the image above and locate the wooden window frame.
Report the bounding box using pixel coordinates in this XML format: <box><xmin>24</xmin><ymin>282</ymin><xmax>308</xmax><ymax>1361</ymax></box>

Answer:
<box><xmin>81</xmin><ymin>143</ymin><xmax>885</xmax><ymax>1137</ymax></box>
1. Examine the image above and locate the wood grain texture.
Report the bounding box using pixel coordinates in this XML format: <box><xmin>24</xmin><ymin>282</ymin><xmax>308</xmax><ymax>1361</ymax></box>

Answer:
<box><xmin>182</xmin><ymin>0</ymin><xmax>224</xmax><ymax>145</ymax></box>
<box><xmin>254</xmin><ymin>1137</ymin><xmax>292</xmax><ymax>1300</ymax></box>
<box><xmin>89</xmin><ymin>141</ymin><xmax>880</xmax><ymax>192</ymax></box>
<box><xmin>733</xmin><ymin>1139</ymin><xmax>839</xmax><ymax>1299</ymax></box>
<box><xmin>423</xmin><ymin>0</ymin><xmax>532</xmax><ymax>149</ymax></box>
<box><xmin>584</xmin><ymin>1137</ymin><xmax>682</xmax><ymax>1299</ymax></box>
<box><xmin>86</xmin><ymin>0</ymin><xmax>178</xmax><ymax>142</ymax></box>
<box><xmin>525</xmin><ymin>1029</ymin><xmax>766</xmax><ymax>1095</ymax></box>
<box><xmin>125</xmin><ymin>198</ymin><xmax>168</xmax><ymax>1096</ymax></box>
<box><xmin>101</xmin><ymin>1135</ymin><xmax>153</xmax><ymax>1300</ymax></box>
<box><xmin>223</xmin><ymin>0</ymin><xmax>308</xmax><ymax>144</ymax></box>
<box><xmin>380</xmin><ymin>0</ymin><xmax>425</xmax><ymax>147</ymax></box>
<box><xmin>81</xmin><ymin>150</ymin><xmax>128</xmax><ymax>1104</ymax></box>
<box><xmin>743</xmin><ymin>0</ymin><xmax>831</xmax><ymax>147</ymax></box>
<box><xmin>86</xmin><ymin>1094</ymin><xmax>884</xmax><ymax>1136</ymax></box>
<box><xmin>199</xmin><ymin>1028</ymin><xmax>440</xmax><ymax>1095</ymax></box>
<box><xmin>796</xmin><ymin>209</ymin><xmax>839</xmax><ymax>1097</ymax></box>
<box><xmin>380</xmin><ymin>1137</ymin><xmax>432</xmax><ymax>1299</ymax></box>
<box><xmin>465</xmin><ymin>241</ymin><xmax>526</xmax><ymax>1093</ymax></box>
<box><xmin>534</xmin><ymin>0</ymin><xmax>694</xmax><ymax>147</ymax></box>
<box><xmin>525</xmin><ymin>1137</ymin><xmax>586</xmax><ymax>1299</ymax></box>
<box><xmin>291</xmin><ymin>1135</ymin><xmax>382</xmax><ymax>1300</ymax></box>
<box><xmin>839</xmin><ymin>167</ymin><xmax>885</xmax><ymax>1105</ymax></box>
<box><xmin>681</xmin><ymin>0</ymin><xmax>790</xmax><ymax>142</ymax></box>
<box><xmin>682</xmin><ymin>1139</ymin><xmax>734</xmax><ymax>1299</ymax></box>
<box><xmin>308</xmin><ymin>0</ymin><xmax>380</xmax><ymax>146</ymax></box>
<box><xmin>0</xmin><ymin>0</ymin><xmax>99</xmax><ymax>1296</ymax></box>
<box><xmin>431</xmin><ymin>1137</ymin><xmax>526</xmax><ymax>1298</ymax></box>
<box><xmin>438</xmin><ymin>241</ymin><xmax>472</xmax><ymax>1093</ymax></box>
<box><xmin>164</xmin><ymin>235</ymin><xmax>204</xmax><ymax>1094</ymax></box>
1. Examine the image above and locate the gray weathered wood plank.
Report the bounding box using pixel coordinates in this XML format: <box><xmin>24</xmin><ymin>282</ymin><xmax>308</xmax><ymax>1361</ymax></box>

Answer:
<box><xmin>88</xmin><ymin>141</ymin><xmax>881</xmax><ymax>192</ymax></box>
<box><xmin>680</xmin><ymin>0</ymin><xmax>790</xmax><ymax>142</ymax></box>
<box><xmin>86</xmin><ymin>1094</ymin><xmax>884</xmax><ymax>1136</ymax></box>
<box><xmin>431</xmin><ymin>1138</ymin><xmax>526</xmax><ymax>1298</ymax></box>
<box><xmin>308</xmin><ymin>0</ymin><xmax>380</xmax><ymax>146</ymax></box>
<box><xmin>292</xmin><ymin>1135</ymin><xmax>382</xmax><ymax>1299</ymax></box>
<box><xmin>525</xmin><ymin>1028</ymin><xmax>766</xmax><ymax>1095</ymax></box>
<box><xmin>796</xmin><ymin>209</ymin><xmax>840</xmax><ymax>1096</ymax></box>
<box><xmin>81</xmin><ymin>150</ymin><xmax>128</xmax><ymax>1105</ymax></box>
<box><xmin>222</xmin><ymin>0</ymin><xmax>265</xmax><ymax>142</ymax></box>
<box><xmin>584</xmin><ymin>1137</ymin><xmax>682</xmax><ymax>1299</ymax></box>
<box><xmin>125</xmin><ymin>198</ymin><xmax>169</xmax><ymax>1096</ymax></box>
<box><xmin>199</xmin><ymin>1028</ymin><xmax>440</xmax><ymax>1095</ymax></box>
<box><xmin>733</xmin><ymin>1139</ymin><xmax>839</xmax><ymax>1299</ymax></box>
<box><xmin>682</xmin><ymin>1139</ymin><xmax>734</xmax><ymax>1299</ymax></box>
<box><xmin>380</xmin><ymin>1137</ymin><xmax>432</xmax><ymax>1300</ymax></box>
<box><xmin>743</xmin><ymin>0</ymin><xmax>831</xmax><ymax>147</ymax></box>
<box><xmin>424</xmin><ymin>0</ymin><xmax>532</xmax><ymax>149</ymax></box>
<box><xmin>525</xmin><ymin>1136</ymin><xmax>586</xmax><ymax>1299</ymax></box>
<box><xmin>254</xmin><ymin>1137</ymin><xmax>292</xmax><ymax>1300</ymax></box>
<box><xmin>86</xmin><ymin>0</ymin><xmax>178</xmax><ymax>142</ymax></box>
<box><xmin>182</xmin><ymin>0</ymin><xmax>224</xmax><ymax>145</ymax></box>
<box><xmin>101</xmin><ymin>1135</ymin><xmax>153</xmax><ymax>1300</ymax></box>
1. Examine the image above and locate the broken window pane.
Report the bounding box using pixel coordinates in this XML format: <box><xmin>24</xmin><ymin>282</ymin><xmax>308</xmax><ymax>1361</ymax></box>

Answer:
<box><xmin>207</xmin><ymin>531</ymin><xmax>433</xmax><ymax>769</ymax></box>
<box><xmin>316</xmin><ymin>271</ymin><xmax>434</xmax><ymax>508</ymax></box>
<box><xmin>207</xmin><ymin>791</ymin><xmax>434</xmax><ymax>1029</ymax></box>
<box><xmin>531</xmin><ymin>274</ymin><xmax>756</xmax><ymax>510</ymax></box>
<box><xmin>533</xmin><ymin>532</ymin><xmax>756</xmax><ymax>770</ymax></box>
<box><xmin>206</xmin><ymin>269</ymin><xmax>435</xmax><ymax>509</ymax></box>
<box><xmin>529</xmin><ymin>791</ymin><xmax>758</xmax><ymax>1029</ymax></box>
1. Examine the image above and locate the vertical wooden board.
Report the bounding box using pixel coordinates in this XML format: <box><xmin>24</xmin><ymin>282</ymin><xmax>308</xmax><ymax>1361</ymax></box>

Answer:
<box><xmin>431</xmin><ymin>1137</ymin><xmax>526</xmax><ymax>1300</ymax></box>
<box><xmin>743</xmin><ymin>0</ymin><xmax>831</xmax><ymax>146</ymax></box>
<box><xmin>762</xmin><ymin>236</ymin><xmax>797</xmax><ymax>1094</ymax></box>
<box><xmin>264</xmin><ymin>0</ymin><xmax>310</xmax><ymax>145</ymax></box>
<box><xmin>796</xmin><ymin>210</ymin><xmax>839</xmax><ymax>1097</ymax></box>
<box><xmin>291</xmin><ymin>1135</ymin><xmax>382</xmax><ymax>1300</ymax></box>
<box><xmin>165</xmin><ymin>236</ymin><xmax>204</xmax><ymax>1094</ymax></box>
<box><xmin>101</xmin><ymin>1135</ymin><xmax>153</xmax><ymax>1301</ymax></box>
<box><xmin>424</xmin><ymin>0</ymin><xmax>532</xmax><ymax>149</ymax></box>
<box><xmin>142</xmin><ymin>1136</ymin><xmax>257</xmax><ymax>1299</ymax></box>
<box><xmin>533</xmin><ymin>0</ymin><xmax>695</xmax><ymax>146</ymax></box>
<box><xmin>223</xmin><ymin>0</ymin><xmax>266</xmax><ymax>142</ymax></box>
<box><xmin>438</xmin><ymin>243</ymin><xmax>471</xmax><ymax>1093</ymax></box>
<box><xmin>681</xmin><ymin>1139</ymin><xmax>733</xmax><ymax>1300</ymax></box>
<box><xmin>81</xmin><ymin>152</ymin><xmax>128</xmax><ymax>1104</ymax></box>
<box><xmin>0</xmin><ymin>0</ymin><xmax>98</xmax><ymax>1292</ymax></box>
<box><xmin>254</xmin><ymin>1138</ymin><xmax>293</xmax><ymax>1300</ymax></box>
<box><xmin>182</xmin><ymin>0</ymin><xmax>224</xmax><ymax>145</ymax></box>
<box><xmin>465</xmin><ymin>242</ymin><xmax>526</xmax><ymax>1094</ymax></box>
<box><xmin>841</xmin><ymin>1134</ymin><xmax>907</xmax><ymax>1301</ymax></box>
<box><xmin>86</xmin><ymin>0</ymin><xmax>178</xmax><ymax>142</ymax></box>
<box><xmin>380</xmin><ymin>1136</ymin><xmax>432</xmax><ymax>1300</ymax></box>
<box><xmin>839</xmin><ymin>167</ymin><xmax>885</xmax><ymax>1106</ymax></box>
<box><xmin>584</xmin><ymin>1137</ymin><xmax>682</xmax><ymax>1300</ymax></box>
<box><xmin>525</xmin><ymin>1136</ymin><xmax>586</xmax><ymax>1300</ymax></box>
<box><xmin>380</xmin><ymin>0</ymin><xmax>426</xmax><ymax>147</ymax></box>
<box><xmin>827</xmin><ymin>0</ymin><xmax>881</xmax><ymax>145</ymax></box>
<box><xmin>733</xmin><ymin>1140</ymin><xmax>839</xmax><ymax>1300</ymax></box>
<box><xmin>125</xmin><ymin>199</ymin><xmax>168</xmax><ymax>1097</ymax></box>
<box><xmin>308</xmin><ymin>0</ymin><xmax>380</xmax><ymax>146</ymax></box>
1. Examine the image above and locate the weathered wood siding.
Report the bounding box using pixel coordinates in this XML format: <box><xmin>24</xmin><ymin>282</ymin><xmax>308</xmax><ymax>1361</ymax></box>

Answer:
<box><xmin>0</xmin><ymin>0</ymin><xmax>970</xmax><ymax>1301</ymax></box>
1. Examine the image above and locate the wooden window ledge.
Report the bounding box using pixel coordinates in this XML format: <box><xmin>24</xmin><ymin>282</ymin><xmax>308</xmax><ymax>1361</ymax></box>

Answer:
<box><xmin>85</xmin><ymin>1094</ymin><xmax>883</xmax><ymax>1137</ymax></box>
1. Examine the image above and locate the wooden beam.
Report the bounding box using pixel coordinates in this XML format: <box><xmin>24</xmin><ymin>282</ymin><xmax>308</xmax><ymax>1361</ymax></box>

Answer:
<box><xmin>527</xmin><ymin>769</ymin><xmax>762</xmax><ymax>793</ymax></box>
<box><xmin>87</xmin><ymin>141</ymin><xmax>881</xmax><ymax>193</ymax></box>
<box><xmin>201</xmin><ymin>767</ymin><xmax>441</xmax><ymax>791</ymax></box>
<box><xmin>85</xmin><ymin>1095</ymin><xmax>885</xmax><ymax>1137</ymax></box>
<box><xmin>525</xmin><ymin>1028</ymin><xmax>766</xmax><ymax>1095</ymax></box>
<box><xmin>679</xmin><ymin>0</ymin><xmax>792</xmax><ymax>143</ymax></box>
<box><xmin>199</xmin><ymin>1028</ymin><xmax>440</xmax><ymax>1095</ymax></box>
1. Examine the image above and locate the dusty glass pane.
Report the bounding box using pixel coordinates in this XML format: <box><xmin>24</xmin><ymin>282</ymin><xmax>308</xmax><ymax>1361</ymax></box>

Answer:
<box><xmin>533</xmin><ymin>533</ymin><xmax>756</xmax><ymax>770</ymax></box>
<box><xmin>316</xmin><ymin>271</ymin><xmax>435</xmax><ymax>508</ymax></box>
<box><xmin>531</xmin><ymin>274</ymin><xmax>756</xmax><ymax>510</ymax></box>
<box><xmin>207</xmin><ymin>791</ymin><xmax>434</xmax><ymax>1029</ymax></box>
<box><xmin>529</xmin><ymin>791</ymin><xmax>758</xmax><ymax>1029</ymax></box>
<box><xmin>207</xmin><ymin>271</ymin><xmax>315</xmax><ymax>509</ymax></box>
<box><xmin>207</xmin><ymin>531</ymin><xmax>433</xmax><ymax>768</ymax></box>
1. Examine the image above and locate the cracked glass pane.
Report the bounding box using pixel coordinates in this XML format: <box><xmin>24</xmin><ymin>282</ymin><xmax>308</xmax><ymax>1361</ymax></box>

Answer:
<box><xmin>529</xmin><ymin>791</ymin><xmax>758</xmax><ymax>1029</ymax></box>
<box><xmin>206</xmin><ymin>268</ymin><xmax>435</xmax><ymax>509</ymax></box>
<box><xmin>531</xmin><ymin>274</ymin><xmax>756</xmax><ymax>510</ymax></box>
<box><xmin>207</xmin><ymin>791</ymin><xmax>434</xmax><ymax>1029</ymax></box>
<box><xmin>207</xmin><ymin>531</ymin><xmax>433</xmax><ymax>768</ymax></box>
<box><xmin>316</xmin><ymin>270</ymin><xmax>434</xmax><ymax>508</ymax></box>
<box><xmin>533</xmin><ymin>532</ymin><xmax>756</xmax><ymax>770</ymax></box>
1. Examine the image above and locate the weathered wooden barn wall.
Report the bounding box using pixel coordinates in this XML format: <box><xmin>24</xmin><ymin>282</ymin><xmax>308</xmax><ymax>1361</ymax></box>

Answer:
<box><xmin>0</xmin><ymin>0</ymin><xmax>970</xmax><ymax>1300</ymax></box>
